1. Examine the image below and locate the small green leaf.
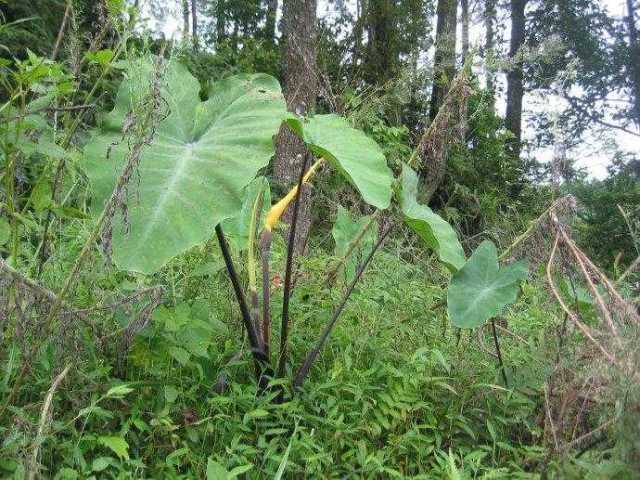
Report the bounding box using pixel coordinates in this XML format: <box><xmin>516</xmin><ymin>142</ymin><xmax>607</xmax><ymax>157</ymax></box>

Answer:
<box><xmin>244</xmin><ymin>408</ymin><xmax>269</xmax><ymax>423</ymax></box>
<box><xmin>332</xmin><ymin>206</ymin><xmax>376</xmax><ymax>281</ymax></box>
<box><xmin>105</xmin><ymin>384</ymin><xmax>134</xmax><ymax>398</ymax></box>
<box><xmin>228</xmin><ymin>464</ymin><xmax>253</xmax><ymax>478</ymax></box>
<box><xmin>91</xmin><ymin>457</ymin><xmax>112</xmax><ymax>472</ymax></box>
<box><xmin>31</xmin><ymin>180</ymin><xmax>52</xmax><ymax>213</ymax></box>
<box><xmin>97</xmin><ymin>436</ymin><xmax>129</xmax><ymax>460</ymax></box>
<box><xmin>0</xmin><ymin>218</ymin><xmax>10</xmax><ymax>246</ymax></box>
<box><xmin>164</xmin><ymin>385</ymin><xmax>179</xmax><ymax>404</ymax></box>
<box><xmin>166</xmin><ymin>447</ymin><xmax>189</xmax><ymax>466</ymax></box>
<box><xmin>447</xmin><ymin>240</ymin><xmax>528</xmax><ymax>328</ymax></box>
<box><xmin>207</xmin><ymin>458</ymin><xmax>229</xmax><ymax>480</ymax></box>
<box><xmin>247</xmin><ymin>408</ymin><xmax>269</xmax><ymax>418</ymax></box>
<box><xmin>168</xmin><ymin>346</ymin><xmax>191</xmax><ymax>366</ymax></box>
<box><xmin>85</xmin><ymin>49</ymin><xmax>114</xmax><ymax>66</ymax></box>
<box><xmin>399</xmin><ymin>165</ymin><xmax>465</xmax><ymax>271</ymax></box>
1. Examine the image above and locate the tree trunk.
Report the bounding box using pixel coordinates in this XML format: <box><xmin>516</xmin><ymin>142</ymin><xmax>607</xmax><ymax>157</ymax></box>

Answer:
<box><xmin>429</xmin><ymin>0</ymin><xmax>458</xmax><ymax>121</ymax></box>
<box><xmin>190</xmin><ymin>0</ymin><xmax>198</xmax><ymax>42</ymax></box>
<box><xmin>265</xmin><ymin>0</ymin><xmax>278</xmax><ymax>43</ymax></box>
<box><xmin>353</xmin><ymin>0</ymin><xmax>365</xmax><ymax>70</ymax></box>
<box><xmin>216</xmin><ymin>0</ymin><xmax>226</xmax><ymax>45</ymax></box>
<box><xmin>461</xmin><ymin>0</ymin><xmax>470</xmax><ymax>62</ymax></box>
<box><xmin>505</xmin><ymin>0</ymin><xmax>527</xmax><ymax>158</ymax></box>
<box><xmin>182</xmin><ymin>0</ymin><xmax>190</xmax><ymax>38</ymax></box>
<box><xmin>364</xmin><ymin>0</ymin><xmax>395</xmax><ymax>84</ymax></box>
<box><xmin>273</xmin><ymin>0</ymin><xmax>318</xmax><ymax>255</ymax></box>
<box><xmin>484</xmin><ymin>0</ymin><xmax>496</xmax><ymax>111</ymax></box>
<box><xmin>626</xmin><ymin>0</ymin><xmax>640</xmax><ymax>127</ymax></box>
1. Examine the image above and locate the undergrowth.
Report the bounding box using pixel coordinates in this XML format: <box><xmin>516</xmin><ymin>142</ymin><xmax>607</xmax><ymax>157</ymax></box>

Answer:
<box><xmin>4</xmin><ymin>224</ymin><xmax>634</xmax><ymax>479</ymax></box>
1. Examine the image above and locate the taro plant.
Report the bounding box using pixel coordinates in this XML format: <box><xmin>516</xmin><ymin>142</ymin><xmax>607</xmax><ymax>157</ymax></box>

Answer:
<box><xmin>81</xmin><ymin>54</ymin><xmax>528</xmax><ymax>394</ymax></box>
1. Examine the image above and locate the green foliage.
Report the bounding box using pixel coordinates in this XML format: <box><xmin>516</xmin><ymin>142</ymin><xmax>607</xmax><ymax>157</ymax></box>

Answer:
<box><xmin>2</xmin><ymin>4</ymin><xmax>638</xmax><ymax>478</ymax></box>
<box><xmin>332</xmin><ymin>206</ymin><xmax>377</xmax><ymax>281</ymax></box>
<box><xmin>288</xmin><ymin>113</ymin><xmax>394</xmax><ymax>210</ymax></box>
<box><xmin>447</xmin><ymin>240</ymin><xmax>529</xmax><ymax>329</ymax></box>
<box><xmin>83</xmin><ymin>58</ymin><xmax>287</xmax><ymax>273</ymax></box>
<box><xmin>399</xmin><ymin>164</ymin><xmax>466</xmax><ymax>271</ymax></box>
<box><xmin>570</xmin><ymin>160</ymin><xmax>640</xmax><ymax>271</ymax></box>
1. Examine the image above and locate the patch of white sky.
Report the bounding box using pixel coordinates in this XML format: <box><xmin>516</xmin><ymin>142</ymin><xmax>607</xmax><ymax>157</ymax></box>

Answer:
<box><xmin>142</xmin><ymin>0</ymin><xmax>638</xmax><ymax>179</ymax></box>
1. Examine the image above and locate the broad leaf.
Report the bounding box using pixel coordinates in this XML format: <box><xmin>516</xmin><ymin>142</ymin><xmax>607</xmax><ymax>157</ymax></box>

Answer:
<box><xmin>97</xmin><ymin>436</ymin><xmax>129</xmax><ymax>460</ymax></box>
<box><xmin>447</xmin><ymin>240</ymin><xmax>528</xmax><ymax>328</ymax></box>
<box><xmin>399</xmin><ymin>165</ymin><xmax>465</xmax><ymax>271</ymax></box>
<box><xmin>287</xmin><ymin>114</ymin><xmax>393</xmax><ymax>209</ymax></box>
<box><xmin>332</xmin><ymin>206</ymin><xmax>377</xmax><ymax>281</ymax></box>
<box><xmin>83</xmin><ymin>57</ymin><xmax>286</xmax><ymax>273</ymax></box>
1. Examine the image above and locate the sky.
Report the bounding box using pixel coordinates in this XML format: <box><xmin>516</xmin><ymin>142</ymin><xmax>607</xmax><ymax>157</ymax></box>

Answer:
<box><xmin>142</xmin><ymin>0</ymin><xmax>639</xmax><ymax>180</ymax></box>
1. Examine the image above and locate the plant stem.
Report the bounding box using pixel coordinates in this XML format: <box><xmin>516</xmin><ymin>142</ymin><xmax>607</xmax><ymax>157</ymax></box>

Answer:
<box><xmin>215</xmin><ymin>225</ymin><xmax>269</xmax><ymax>374</ymax></box>
<box><xmin>276</xmin><ymin>155</ymin><xmax>311</xmax><ymax>378</ymax></box>
<box><xmin>490</xmin><ymin>319</ymin><xmax>509</xmax><ymax>387</ymax></box>
<box><xmin>248</xmin><ymin>186</ymin><xmax>264</xmax><ymax>338</ymax></box>
<box><xmin>293</xmin><ymin>224</ymin><xmax>392</xmax><ymax>389</ymax></box>
<box><xmin>260</xmin><ymin>229</ymin><xmax>273</xmax><ymax>358</ymax></box>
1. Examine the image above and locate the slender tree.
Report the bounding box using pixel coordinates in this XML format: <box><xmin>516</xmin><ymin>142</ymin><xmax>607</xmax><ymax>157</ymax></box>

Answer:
<box><xmin>182</xmin><ymin>0</ymin><xmax>190</xmax><ymax>38</ymax></box>
<box><xmin>484</xmin><ymin>0</ymin><xmax>496</xmax><ymax>110</ymax></box>
<box><xmin>429</xmin><ymin>0</ymin><xmax>458</xmax><ymax>121</ymax></box>
<box><xmin>216</xmin><ymin>0</ymin><xmax>226</xmax><ymax>45</ymax></box>
<box><xmin>626</xmin><ymin>0</ymin><xmax>640</xmax><ymax>126</ymax></box>
<box><xmin>273</xmin><ymin>0</ymin><xmax>318</xmax><ymax>255</ymax></box>
<box><xmin>265</xmin><ymin>0</ymin><xmax>278</xmax><ymax>42</ymax></box>
<box><xmin>190</xmin><ymin>0</ymin><xmax>198</xmax><ymax>41</ymax></box>
<box><xmin>364</xmin><ymin>0</ymin><xmax>396</xmax><ymax>84</ymax></box>
<box><xmin>505</xmin><ymin>0</ymin><xmax>527</xmax><ymax>158</ymax></box>
<box><xmin>461</xmin><ymin>0</ymin><xmax>470</xmax><ymax>61</ymax></box>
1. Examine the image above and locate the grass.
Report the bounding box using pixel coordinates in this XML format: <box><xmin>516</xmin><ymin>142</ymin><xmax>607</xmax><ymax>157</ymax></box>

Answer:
<box><xmin>2</xmin><ymin>224</ymin><xmax>583</xmax><ymax>479</ymax></box>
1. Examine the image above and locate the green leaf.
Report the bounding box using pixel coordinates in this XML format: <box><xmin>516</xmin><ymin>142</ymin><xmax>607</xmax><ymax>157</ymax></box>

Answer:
<box><xmin>105</xmin><ymin>384</ymin><xmax>134</xmax><ymax>398</ymax></box>
<box><xmin>164</xmin><ymin>385</ymin><xmax>179</xmax><ymax>404</ymax></box>
<box><xmin>166</xmin><ymin>447</ymin><xmax>189</xmax><ymax>466</ymax></box>
<box><xmin>91</xmin><ymin>457</ymin><xmax>112</xmax><ymax>472</ymax></box>
<box><xmin>83</xmin><ymin>57</ymin><xmax>286</xmax><ymax>274</ymax></box>
<box><xmin>97</xmin><ymin>436</ymin><xmax>129</xmax><ymax>460</ymax></box>
<box><xmin>288</xmin><ymin>114</ymin><xmax>393</xmax><ymax>209</ymax></box>
<box><xmin>399</xmin><ymin>165</ymin><xmax>465</xmax><ymax>271</ymax></box>
<box><xmin>85</xmin><ymin>49</ymin><xmax>114</xmax><ymax>66</ymax></box>
<box><xmin>168</xmin><ymin>346</ymin><xmax>191</xmax><ymax>366</ymax></box>
<box><xmin>447</xmin><ymin>240</ymin><xmax>528</xmax><ymax>328</ymax></box>
<box><xmin>31</xmin><ymin>179</ymin><xmax>52</xmax><ymax>213</ymax></box>
<box><xmin>228</xmin><ymin>464</ymin><xmax>254</xmax><ymax>478</ymax></box>
<box><xmin>207</xmin><ymin>459</ymin><xmax>229</xmax><ymax>480</ymax></box>
<box><xmin>332</xmin><ymin>206</ymin><xmax>376</xmax><ymax>281</ymax></box>
<box><xmin>0</xmin><ymin>218</ymin><xmax>10</xmax><ymax>246</ymax></box>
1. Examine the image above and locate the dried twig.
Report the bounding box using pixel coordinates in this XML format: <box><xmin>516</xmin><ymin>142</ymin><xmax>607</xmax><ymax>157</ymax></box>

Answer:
<box><xmin>27</xmin><ymin>365</ymin><xmax>71</xmax><ymax>480</ymax></box>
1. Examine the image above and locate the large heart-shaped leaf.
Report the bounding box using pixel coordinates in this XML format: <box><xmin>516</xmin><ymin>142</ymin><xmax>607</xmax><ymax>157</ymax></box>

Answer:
<box><xmin>287</xmin><ymin>114</ymin><xmax>393</xmax><ymax>210</ymax></box>
<box><xmin>447</xmin><ymin>240</ymin><xmax>528</xmax><ymax>328</ymax></box>
<box><xmin>399</xmin><ymin>165</ymin><xmax>465</xmax><ymax>271</ymax></box>
<box><xmin>83</xmin><ymin>57</ymin><xmax>286</xmax><ymax>273</ymax></box>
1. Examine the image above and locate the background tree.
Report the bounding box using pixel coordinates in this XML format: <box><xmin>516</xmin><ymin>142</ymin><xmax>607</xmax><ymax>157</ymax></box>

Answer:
<box><xmin>505</xmin><ymin>0</ymin><xmax>527</xmax><ymax>158</ymax></box>
<box><xmin>273</xmin><ymin>0</ymin><xmax>319</xmax><ymax>254</ymax></box>
<box><xmin>429</xmin><ymin>0</ymin><xmax>458</xmax><ymax>121</ymax></box>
